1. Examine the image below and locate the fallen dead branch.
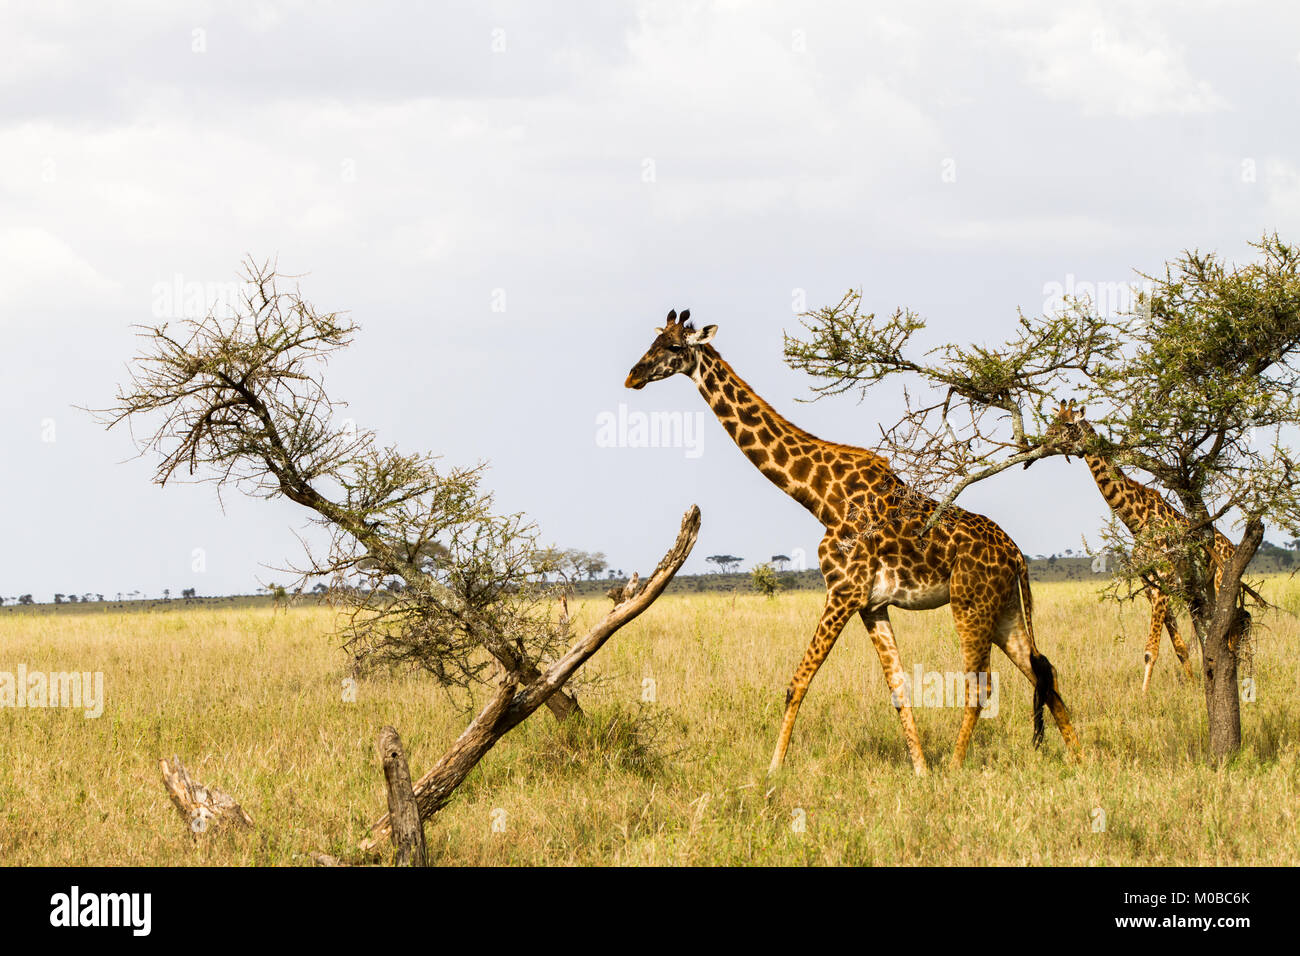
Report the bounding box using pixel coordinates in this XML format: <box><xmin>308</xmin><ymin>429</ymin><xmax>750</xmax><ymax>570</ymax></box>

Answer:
<box><xmin>159</xmin><ymin>755</ymin><xmax>253</xmax><ymax>836</ymax></box>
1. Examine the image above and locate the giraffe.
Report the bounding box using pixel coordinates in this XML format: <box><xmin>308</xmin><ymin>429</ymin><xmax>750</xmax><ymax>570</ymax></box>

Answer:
<box><xmin>1041</xmin><ymin>402</ymin><xmax>1245</xmax><ymax>692</ymax></box>
<box><xmin>625</xmin><ymin>310</ymin><xmax>1082</xmax><ymax>774</ymax></box>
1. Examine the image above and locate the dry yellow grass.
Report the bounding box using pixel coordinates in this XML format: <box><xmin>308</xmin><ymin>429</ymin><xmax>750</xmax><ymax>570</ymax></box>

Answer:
<box><xmin>2</xmin><ymin>577</ymin><xmax>1297</xmax><ymax>866</ymax></box>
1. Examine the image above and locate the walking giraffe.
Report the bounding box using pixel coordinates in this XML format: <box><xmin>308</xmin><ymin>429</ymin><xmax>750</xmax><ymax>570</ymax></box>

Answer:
<box><xmin>625</xmin><ymin>310</ymin><xmax>1082</xmax><ymax>774</ymax></box>
<box><xmin>1041</xmin><ymin>402</ymin><xmax>1247</xmax><ymax>691</ymax></box>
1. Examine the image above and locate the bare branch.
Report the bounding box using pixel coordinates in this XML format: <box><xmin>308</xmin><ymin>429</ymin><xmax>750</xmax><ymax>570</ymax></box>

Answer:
<box><xmin>359</xmin><ymin>505</ymin><xmax>701</xmax><ymax>852</ymax></box>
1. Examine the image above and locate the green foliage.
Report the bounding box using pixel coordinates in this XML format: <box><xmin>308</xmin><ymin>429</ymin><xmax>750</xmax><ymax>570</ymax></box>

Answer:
<box><xmin>750</xmin><ymin>562</ymin><xmax>780</xmax><ymax>599</ymax></box>
<box><xmin>785</xmin><ymin>288</ymin><xmax>1132</xmax><ymax>508</ymax></box>
<box><xmin>787</xmin><ymin>288</ymin><xmax>1128</xmax><ymax>428</ymax></box>
<box><xmin>1093</xmin><ymin>237</ymin><xmax>1300</xmax><ymax>532</ymax></box>
<box><xmin>787</xmin><ymin>233</ymin><xmax>1300</xmax><ymax>560</ymax></box>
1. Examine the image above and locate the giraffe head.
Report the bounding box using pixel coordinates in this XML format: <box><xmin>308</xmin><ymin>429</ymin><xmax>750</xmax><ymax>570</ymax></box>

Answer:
<box><xmin>1040</xmin><ymin>400</ymin><xmax>1094</xmax><ymax>460</ymax></box>
<box><xmin>624</xmin><ymin>309</ymin><xmax>718</xmax><ymax>389</ymax></box>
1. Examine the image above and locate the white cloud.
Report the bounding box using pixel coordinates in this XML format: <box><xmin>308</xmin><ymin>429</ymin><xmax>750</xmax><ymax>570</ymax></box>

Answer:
<box><xmin>1260</xmin><ymin>158</ymin><xmax>1300</xmax><ymax>228</ymax></box>
<box><xmin>0</xmin><ymin>226</ymin><xmax>120</xmax><ymax>317</ymax></box>
<box><xmin>935</xmin><ymin>214</ymin><xmax>1128</xmax><ymax>248</ymax></box>
<box><xmin>1</xmin><ymin>0</ymin><xmax>1296</xmax><ymax>597</ymax></box>
<box><xmin>1001</xmin><ymin>8</ymin><xmax>1228</xmax><ymax>118</ymax></box>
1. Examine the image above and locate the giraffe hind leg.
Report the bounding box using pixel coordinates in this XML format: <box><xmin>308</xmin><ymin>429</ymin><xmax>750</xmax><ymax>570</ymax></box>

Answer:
<box><xmin>994</xmin><ymin>600</ymin><xmax>1082</xmax><ymax>759</ymax></box>
<box><xmin>949</xmin><ymin>628</ymin><xmax>993</xmax><ymax>770</ymax></box>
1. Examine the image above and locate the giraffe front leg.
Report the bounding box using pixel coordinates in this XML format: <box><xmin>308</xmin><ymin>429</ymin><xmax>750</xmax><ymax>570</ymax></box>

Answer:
<box><xmin>1141</xmin><ymin>589</ymin><xmax>1165</xmax><ymax>693</ymax></box>
<box><xmin>860</xmin><ymin>607</ymin><xmax>928</xmax><ymax>775</ymax></box>
<box><xmin>768</xmin><ymin>594</ymin><xmax>856</xmax><ymax>775</ymax></box>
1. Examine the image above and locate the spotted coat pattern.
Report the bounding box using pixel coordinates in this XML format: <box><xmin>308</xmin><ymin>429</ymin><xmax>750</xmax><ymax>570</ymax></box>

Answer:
<box><xmin>1044</xmin><ymin>404</ymin><xmax>1241</xmax><ymax>692</ymax></box>
<box><xmin>626</xmin><ymin>312</ymin><xmax>1082</xmax><ymax>774</ymax></box>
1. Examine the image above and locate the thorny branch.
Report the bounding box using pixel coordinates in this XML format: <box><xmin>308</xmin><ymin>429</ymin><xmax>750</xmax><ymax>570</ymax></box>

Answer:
<box><xmin>101</xmin><ymin>258</ymin><xmax>584</xmax><ymax>716</ymax></box>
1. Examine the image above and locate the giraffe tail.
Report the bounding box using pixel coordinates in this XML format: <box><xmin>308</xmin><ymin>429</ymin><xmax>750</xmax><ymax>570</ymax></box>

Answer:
<box><xmin>1016</xmin><ymin>566</ymin><xmax>1053</xmax><ymax>749</ymax></box>
<box><xmin>1030</xmin><ymin>652</ymin><xmax>1055</xmax><ymax>749</ymax></box>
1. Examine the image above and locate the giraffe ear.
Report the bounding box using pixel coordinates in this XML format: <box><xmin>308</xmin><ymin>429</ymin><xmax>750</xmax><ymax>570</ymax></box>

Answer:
<box><xmin>686</xmin><ymin>324</ymin><xmax>717</xmax><ymax>345</ymax></box>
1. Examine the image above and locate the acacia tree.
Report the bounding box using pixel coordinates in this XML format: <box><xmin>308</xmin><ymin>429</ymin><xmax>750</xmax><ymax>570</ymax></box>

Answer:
<box><xmin>785</xmin><ymin>234</ymin><xmax>1300</xmax><ymax>761</ymax></box>
<box><xmin>103</xmin><ymin>259</ymin><xmax>667</xmax><ymax>721</ymax></box>
<box><xmin>706</xmin><ymin>554</ymin><xmax>743</xmax><ymax>574</ymax></box>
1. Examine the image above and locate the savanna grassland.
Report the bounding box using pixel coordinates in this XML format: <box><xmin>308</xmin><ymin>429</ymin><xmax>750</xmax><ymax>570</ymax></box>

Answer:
<box><xmin>2</xmin><ymin>578</ymin><xmax>1298</xmax><ymax>866</ymax></box>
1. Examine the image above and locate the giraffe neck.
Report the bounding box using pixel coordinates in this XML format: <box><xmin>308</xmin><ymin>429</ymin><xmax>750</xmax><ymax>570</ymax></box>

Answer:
<box><xmin>1083</xmin><ymin>452</ymin><xmax>1165</xmax><ymax>535</ymax></box>
<box><xmin>691</xmin><ymin>346</ymin><xmax>878</xmax><ymax>526</ymax></box>
<box><xmin>1084</xmin><ymin>450</ymin><xmax>1234</xmax><ymax>582</ymax></box>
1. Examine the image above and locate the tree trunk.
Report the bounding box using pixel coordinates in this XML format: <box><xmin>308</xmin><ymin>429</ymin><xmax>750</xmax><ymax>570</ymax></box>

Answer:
<box><xmin>378</xmin><ymin>727</ymin><xmax>425</xmax><ymax>867</ymax></box>
<box><xmin>477</xmin><ymin>631</ymin><xmax>584</xmax><ymax>721</ymax></box>
<box><xmin>542</xmin><ymin>686</ymin><xmax>582</xmax><ymax>720</ymax></box>
<box><xmin>1201</xmin><ymin>518</ymin><xmax>1263</xmax><ymax>762</ymax></box>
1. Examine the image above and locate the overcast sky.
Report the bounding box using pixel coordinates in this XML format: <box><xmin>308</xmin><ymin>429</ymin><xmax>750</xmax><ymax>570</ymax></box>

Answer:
<box><xmin>3</xmin><ymin>1</ymin><xmax>1299</xmax><ymax>600</ymax></box>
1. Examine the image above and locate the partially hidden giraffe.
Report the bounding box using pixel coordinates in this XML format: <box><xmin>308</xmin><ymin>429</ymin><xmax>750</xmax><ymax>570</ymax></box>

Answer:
<box><xmin>625</xmin><ymin>310</ymin><xmax>1082</xmax><ymax>774</ymax></box>
<box><xmin>1041</xmin><ymin>402</ymin><xmax>1245</xmax><ymax>692</ymax></box>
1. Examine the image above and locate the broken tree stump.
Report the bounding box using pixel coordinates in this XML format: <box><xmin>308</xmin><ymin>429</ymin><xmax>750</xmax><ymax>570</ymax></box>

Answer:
<box><xmin>378</xmin><ymin>726</ymin><xmax>426</xmax><ymax>867</ymax></box>
<box><xmin>606</xmin><ymin>573</ymin><xmax>642</xmax><ymax>604</ymax></box>
<box><xmin>159</xmin><ymin>755</ymin><xmax>253</xmax><ymax>835</ymax></box>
